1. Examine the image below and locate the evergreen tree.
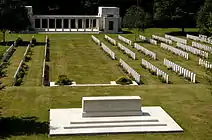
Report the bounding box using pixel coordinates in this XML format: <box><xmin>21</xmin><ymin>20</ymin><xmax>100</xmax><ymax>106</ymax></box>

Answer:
<box><xmin>123</xmin><ymin>5</ymin><xmax>152</xmax><ymax>41</ymax></box>
<box><xmin>197</xmin><ymin>0</ymin><xmax>212</xmax><ymax>35</ymax></box>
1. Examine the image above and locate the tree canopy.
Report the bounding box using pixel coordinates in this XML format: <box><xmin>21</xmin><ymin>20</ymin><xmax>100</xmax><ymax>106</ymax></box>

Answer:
<box><xmin>123</xmin><ymin>5</ymin><xmax>151</xmax><ymax>41</ymax></box>
<box><xmin>0</xmin><ymin>0</ymin><xmax>31</xmax><ymax>43</ymax></box>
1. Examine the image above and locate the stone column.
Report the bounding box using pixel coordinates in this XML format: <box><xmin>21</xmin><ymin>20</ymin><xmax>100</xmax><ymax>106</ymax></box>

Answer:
<box><xmin>55</xmin><ymin>19</ymin><xmax>57</xmax><ymax>31</ymax></box>
<box><xmin>83</xmin><ymin>18</ymin><xmax>86</xmax><ymax>31</ymax></box>
<box><xmin>75</xmin><ymin>18</ymin><xmax>78</xmax><ymax>31</ymax></box>
<box><xmin>69</xmin><ymin>19</ymin><xmax>71</xmax><ymax>31</ymax></box>
<box><xmin>96</xmin><ymin>19</ymin><xmax>99</xmax><ymax>30</ymax></box>
<box><xmin>40</xmin><ymin>18</ymin><xmax>42</xmax><ymax>30</ymax></box>
<box><xmin>62</xmin><ymin>18</ymin><xmax>64</xmax><ymax>31</ymax></box>
<box><xmin>47</xmin><ymin>18</ymin><xmax>49</xmax><ymax>31</ymax></box>
<box><xmin>89</xmin><ymin>19</ymin><xmax>91</xmax><ymax>29</ymax></box>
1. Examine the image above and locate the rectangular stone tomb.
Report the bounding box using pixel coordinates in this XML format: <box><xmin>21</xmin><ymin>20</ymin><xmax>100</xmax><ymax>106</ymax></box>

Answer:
<box><xmin>49</xmin><ymin>96</ymin><xmax>183</xmax><ymax>136</ymax></box>
<box><xmin>82</xmin><ymin>96</ymin><xmax>142</xmax><ymax>117</ymax></box>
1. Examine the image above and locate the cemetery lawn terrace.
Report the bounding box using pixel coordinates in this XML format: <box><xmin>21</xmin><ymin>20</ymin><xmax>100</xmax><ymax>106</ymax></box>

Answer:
<box><xmin>0</xmin><ymin>28</ymin><xmax>212</xmax><ymax>140</ymax></box>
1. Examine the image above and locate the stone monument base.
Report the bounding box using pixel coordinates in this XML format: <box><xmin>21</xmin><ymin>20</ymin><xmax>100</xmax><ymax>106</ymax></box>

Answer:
<box><xmin>49</xmin><ymin>107</ymin><xmax>183</xmax><ymax>136</ymax></box>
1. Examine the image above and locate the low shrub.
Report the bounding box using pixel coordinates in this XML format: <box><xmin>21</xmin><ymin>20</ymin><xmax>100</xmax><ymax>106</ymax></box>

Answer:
<box><xmin>31</xmin><ymin>37</ymin><xmax>37</xmax><ymax>45</ymax></box>
<box><xmin>16</xmin><ymin>37</ymin><xmax>23</xmax><ymax>46</ymax></box>
<box><xmin>116</xmin><ymin>76</ymin><xmax>133</xmax><ymax>85</ymax></box>
<box><xmin>56</xmin><ymin>75</ymin><xmax>73</xmax><ymax>85</ymax></box>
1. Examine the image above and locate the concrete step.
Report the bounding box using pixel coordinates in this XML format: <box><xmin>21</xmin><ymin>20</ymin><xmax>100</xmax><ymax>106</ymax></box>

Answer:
<box><xmin>64</xmin><ymin>122</ymin><xmax>167</xmax><ymax>129</ymax></box>
<box><xmin>71</xmin><ymin>117</ymin><xmax>159</xmax><ymax>124</ymax></box>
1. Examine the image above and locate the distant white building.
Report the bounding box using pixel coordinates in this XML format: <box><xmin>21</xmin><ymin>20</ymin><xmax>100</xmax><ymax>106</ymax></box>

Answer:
<box><xmin>25</xmin><ymin>6</ymin><xmax>122</xmax><ymax>33</ymax></box>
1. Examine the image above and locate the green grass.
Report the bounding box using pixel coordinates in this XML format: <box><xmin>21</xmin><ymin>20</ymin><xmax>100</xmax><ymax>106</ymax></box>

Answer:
<box><xmin>49</xmin><ymin>34</ymin><xmax>125</xmax><ymax>84</ymax></box>
<box><xmin>0</xmin><ymin>45</ymin><xmax>9</xmax><ymax>59</ymax></box>
<box><xmin>22</xmin><ymin>45</ymin><xmax>45</xmax><ymax>86</ymax></box>
<box><xmin>2</xmin><ymin>47</ymin><xmax>26</xmax><ymax>86</ymax></box>
<box><xmin>1</xmin><ymin>84</ymin><xmax>212</xmax><ymax>140</ymax></box>
<box><xmin>0</xmin><ymin>28</ymin><xmax>212</xmax><ymax>140</ymax></box>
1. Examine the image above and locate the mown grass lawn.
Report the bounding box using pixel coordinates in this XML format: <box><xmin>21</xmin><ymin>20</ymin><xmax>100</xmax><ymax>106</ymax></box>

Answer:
<box><xmin>22</xmin><ymin>45</ymin><xmax>45</xmax><ymax>86</ymax></box>
<box><xmin>0</xmin><ymin>28</ymin><xmax>212</xmax><ymax>140</ymax></box>
<box><xmin>1</xmin><ymin>84</ymin><xmax>212</xmax><ymax>140</ymax></box>
<box><xmin>49</xmin><ymin>34</ymin><xmax>125</xmax><ymax>84</ymax></box>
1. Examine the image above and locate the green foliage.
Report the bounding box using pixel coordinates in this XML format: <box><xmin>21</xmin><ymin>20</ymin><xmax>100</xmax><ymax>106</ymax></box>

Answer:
<box><xmin>56</xmin><ymin>75</ymin><xmax>73</xmax><ymax>85</ymax></box>
<box><xmin>0</xmin><ymin>0</ymin><xmax>31</xmax><ymax>42</ymax></box>
<box><xmin>116</xmin><ymin>76</ymin><xmax>132</xmax><ymax>85</ymax></box>
<box><xmin>197</xmin><ymin>0</ymin><xmax>212</xmax><ymax>35</ymax></box>
<box><xmin>16</xmin><ymin>37</ymin><xmax>23</xmax><ymax>46</ymax></box>
<box><xmin>123</xmin><ymin>5</ymin><xmax>151</xmax><ymax>41</ymax></box>
<box><xmin>31</xmin><ymin>38</ymin><xmax>36</xmax><ymax>45</ymax></box>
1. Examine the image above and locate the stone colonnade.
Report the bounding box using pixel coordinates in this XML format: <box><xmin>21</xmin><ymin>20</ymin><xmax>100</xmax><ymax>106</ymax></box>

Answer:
<box><xmin>33</xmin><ymin>16</ymin><xmax>100</xmax><ymax>32</ymax></box>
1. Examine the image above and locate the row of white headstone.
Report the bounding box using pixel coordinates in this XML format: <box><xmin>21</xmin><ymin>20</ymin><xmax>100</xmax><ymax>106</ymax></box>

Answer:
<box><xmin>176</xmin><ymin>42</ymin><xmax>208</xmax><ymax>58</ymax></box>
<box><xmin>91</xmin><ymin>35</ymin><xmax>101</xmax><ymax>46</ymax></box>
<box><xmin>101</xmin><ymin>43</ymin><xmax>116</xmax><ymax>60</ymax></box>
<box><xmin>139</xmin><ymin>35</ymin><xmax>157</xmax><ymax>45</ymax></box>
<box><xmin>1</xmin><ymin>43</ymin><xmax>15</xmax><ymax>62</ymax></box>
<box><xmin>105</xmin><ymin>35</ymin><xmax>117</xmax><ymax>46</ymax></box>
<box><xmin>14</xmin><ymin>41</ymin><xmax>33</xmax><ymax>81</ymax></box>
<box><xmin>119</xmin><ymin>58</ymin><xmax>141</xmax><ymax>84</ymax></box>
<box><xmin>165</xmin><ymin>34</ymin><xmax>187</xmax><ymax>44</ymax></box>
<box><xmin>164</xmin><ymin>58</ymin><xmax>196</xmax><ymax>83</ymax></box>
<box><xmin>199</xmin><ymin>58</ymin><xmax>212</xmax><ymax>69</ymax></box>
<box><xmin>134</xmin><ymin>43</ymin><xmax>157</xmax><ymax>60</ymax></box>
<box><xmin>160</xmin><ymin>43</ymin><xmax>189</xmax><ymax>60</ymax></box>
<box><xmin>117</xmin><ymin>43</ymin><xmax>136</xmax><ymax>60</ymax></box>
<box><xmin>141</xmin><ymin>59</ymin><xmax>169</xmax><ymax>83</ymax></box>
<box><xmin>42</xmin><ymin>36</ymin><xmax>49</xmax><ymax>86</ymax></box>
<box><xmin>152</xmin><ymin>35</ymin><xmax>172</xmax><ymax>45</ymax></box>
<box><xmin>186</xmin><ymin>34</ymin><xmax>200</xmax><ymax>41</ymax></box>
<box><xmin>118</xmin><ymin>35</ymin><xmax>132</xmax><ymax>46</ymax></box>
<box><xmin>199</xmin><ymin>34</ymin><xmax>212</xmax><ymax>44</ymax></box>
<box><xmin>192</xmin><ymin>41</ymin><xmax>212</xmax><ymax>53</ymax></box>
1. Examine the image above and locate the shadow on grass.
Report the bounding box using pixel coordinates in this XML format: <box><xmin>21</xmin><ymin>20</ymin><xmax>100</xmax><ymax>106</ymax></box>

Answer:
<box><xmin>0</xmin><ymin>41</ymin><xmax>46</xmax><ymax>46</ymax></box>
<box><xmin>121</xmin><ymin>30</ymin><xmax>133</xmax><ymax>34</ymax></box>
<box><xmin>0</xmin><ymin>116</ymin><xmax>48</xmax><ymax>139</ymax></box>
<box><xmin>0</xmin><ymin>41</ymin><xmax>15</xmax><ymax>46</ymax></box>
<box><xmin>166</xmin><ymin>31</ymin><xmax>199</xmax><ymax>36</ymax></box>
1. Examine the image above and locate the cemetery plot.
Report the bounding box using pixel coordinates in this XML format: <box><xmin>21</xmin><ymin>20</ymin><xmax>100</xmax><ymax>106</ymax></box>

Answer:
<box><xmin>118</xmin><ymin>35</ymin><xmax>132</xmax><ymax>46</ymax></box>
<box><xmin>186</xmin><ymin>34</ymin><xmax>200</xmax><ymax>41</ymax></box>
<box><xmin>164</xmin><ymin>58</ymin><xmax>196</xmax><ymax>83</ymax></box>
<box><xmin>22</xmin><ymin>45</ymin><xmax>45</xmax><ymax>86</ymax></box>
<box><xmin>50</xmin><ymin>34</ymin><xmax>123</xmax><ymax>84</ymax></box>
<box><xmin>100</xmin><ymin>43</ymin><xmax>116</xmax><ymax>60</ymax></box>
<box><xmin>0</xmin><ymin>44</ymin><xmax>15</xmax><ymax>63</ymax></box>
<box><xmin>165</xmin><ymin>34</ymin><xmax>187</xmax><ymax>44</ymax></box>
<box><xmin>1</xmin><ymin>47</ymin><xmax>26</xmax><ymax>85</ymax></box>
<box><xmin>117</xmin><ymin>43</ymin><xmax>136</xmax><ymax>60</ymax></box>
<box><xmin>199</xmin><ymin>34</ymin><xmax>212</xmax><ymax>44</ymax></box>
<box><xmin>134</xmin><ymin>43</ymin><xmax>157</xmax><ymax>60</ymax></box>
<box><xmin>199</xmin><ymin>58</ymin><xmax>212</xmax><ymax>69</ymax></box>
<box><xmin>119</xmin><ymin>58</ymin><xmax>141</xmax><ymax>84</ymax></box>
<box><xmin>104</xmin><ymin>35</ymin><xmax>117</xmax><ymax>46</ymax></box>
<box><xmin>91</xmin><ymin>35</ymin><xmax>101</xmax><ymax>46</ymax></box>
<box><xmin>152</xmin><ymin>35</ymin><xmax>172</xmax><ymax>45</ymax></box>
<box><xmin>139</xmin><ymin>35</ymin><xmax>157</xmax><ymax>45</ymax></box>
<box><xmin>176</xmin><ymin>42</ymin><xmax>208</xmax><ymax>58</ymax></box>
<box><xmin>141</xmin><ymin>59</ymin><xmax>169</xmax><ymax>83</ymax></box>
<box><xmin>13</xmin><ymin>43</ymin><xmax>33</xmax><ymax>86</ymax></box>
<box><xmin>160</xmin><ymin>43</ymin><xmax>189</xmax><ymax>59</ymax></box>
<box><xmin>192</xmin><ymin>41</ymin><xmax>212</xmax><ymax>53</ymax></box>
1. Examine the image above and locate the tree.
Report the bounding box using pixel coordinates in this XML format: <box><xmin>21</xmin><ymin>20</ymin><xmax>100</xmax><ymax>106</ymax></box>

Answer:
<box><xmin>153</xmin><ymin>0</ymin><xmax>197</xmax><ymax>33</ymax></box>
<box><xmin>197</xmin><ymin>0</ymin><xmax>212</xmax><ymax>35</ymax></box>
<box><xmin>123</xmin><ymin>5</ymin><xmax>152</xmax><ymax>41</ymax></box>
<box><xmin>0</xmin><ymin>0</ymin><xmax>31</xmax><ymax>44</ymax></box>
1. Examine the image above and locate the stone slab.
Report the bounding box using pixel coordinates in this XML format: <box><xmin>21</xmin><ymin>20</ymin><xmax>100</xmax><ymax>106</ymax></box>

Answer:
<box><xmin>49</xmin><ymin>107</ymin><xmax>183</xmax><ymax>136</ymax></box>
<box><xmin>82</xmin><ymin>96</ymin><xmax>141</xmax><ymax>117</ymax></box>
